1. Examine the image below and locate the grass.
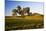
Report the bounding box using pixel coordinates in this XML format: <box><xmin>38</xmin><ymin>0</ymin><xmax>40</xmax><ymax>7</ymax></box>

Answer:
<box><xmin>5</xmin><ymin>16</ymin><xmax>44</xmax><ymax>31</ymax></box>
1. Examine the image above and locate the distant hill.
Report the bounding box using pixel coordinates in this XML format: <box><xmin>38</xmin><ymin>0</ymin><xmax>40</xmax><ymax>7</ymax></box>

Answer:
<box><xmin>32</xmin><ymin>13</ymin><xmax>43</xmax><ymax>16</ymax></box>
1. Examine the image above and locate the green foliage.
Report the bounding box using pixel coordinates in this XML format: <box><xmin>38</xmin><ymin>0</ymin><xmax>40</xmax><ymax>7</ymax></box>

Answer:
<box><xmin>17</xmin><ymin>6</ymin><xmax>21</xmax><ymax>10</ymax></box>
<box><xmin>12</xmin><ymin>9</ymin><xmax>16</xmax><ymax>13</ymax></box>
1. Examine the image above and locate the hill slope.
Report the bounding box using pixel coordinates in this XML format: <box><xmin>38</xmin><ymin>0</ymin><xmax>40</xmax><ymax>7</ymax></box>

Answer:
<box><xmin>5</xmin><ymin>13</ymin><xmax>44</xmax><ymax>31</ymax></box>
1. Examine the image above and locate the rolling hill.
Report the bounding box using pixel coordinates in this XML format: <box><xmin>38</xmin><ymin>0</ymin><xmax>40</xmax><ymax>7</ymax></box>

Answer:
<box><xmin>5</xmin><ymin>13</ymin><xmax>44</xmax><ymax>31</ymax></box>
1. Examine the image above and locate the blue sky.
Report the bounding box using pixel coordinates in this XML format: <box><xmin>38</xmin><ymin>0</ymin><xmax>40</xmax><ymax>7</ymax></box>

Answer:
<box><xmin>5</xmin><ymin>0</ymin><xmax>44</xmax><ymax>16</ymax></box>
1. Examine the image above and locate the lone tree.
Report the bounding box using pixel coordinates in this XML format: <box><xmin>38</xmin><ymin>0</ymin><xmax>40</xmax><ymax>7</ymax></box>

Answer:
<box><xmin>12</xmin><ymin>6</ymin><xmax>31</xmax><ymax>16</ymax></box>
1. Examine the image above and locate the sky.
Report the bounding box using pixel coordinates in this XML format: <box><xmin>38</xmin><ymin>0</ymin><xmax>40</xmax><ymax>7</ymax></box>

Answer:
<box><xmin>5</xmin><ymin>0</ymin><xmax>44</xmax><ymax>16</ymax></box>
